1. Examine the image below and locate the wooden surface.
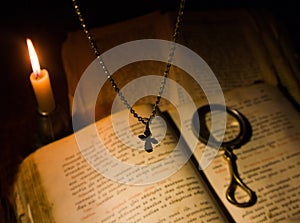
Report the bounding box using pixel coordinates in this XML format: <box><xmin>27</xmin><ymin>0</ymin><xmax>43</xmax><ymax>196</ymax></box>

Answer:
<box><xmin>0</xmin><ymin>1</ymin><xmax>299</xmax><ymax>222</ymax></box>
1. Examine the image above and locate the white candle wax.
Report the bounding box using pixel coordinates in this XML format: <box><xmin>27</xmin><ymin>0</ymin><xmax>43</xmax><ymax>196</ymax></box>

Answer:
<box><xmin>27</xmin><ymin>38</ymin><xmax>56</xmax><ymax>114</ymax></box>
<box><xmin>29</xmin><ymin>69</ymin><xmax>56</xmax><ymax>114</ymax></box>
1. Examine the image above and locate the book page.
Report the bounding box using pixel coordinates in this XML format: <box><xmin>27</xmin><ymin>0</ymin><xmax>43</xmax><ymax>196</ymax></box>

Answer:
<box><xmin>168</xmin><ymin>83</ymin><xmax>300</xmax><ymax>222</ymax></box>
<box><xmin>23</xmin><ymin>104</ymin><xmax>229</xmax><ymax>223</ymax></box>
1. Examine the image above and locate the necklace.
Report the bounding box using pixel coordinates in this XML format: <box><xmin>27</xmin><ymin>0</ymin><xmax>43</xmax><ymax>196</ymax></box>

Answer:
<box><xmin>72</xmin><ymin>0</ymin><xmax>186</xmax><ymax>152</ymax></box>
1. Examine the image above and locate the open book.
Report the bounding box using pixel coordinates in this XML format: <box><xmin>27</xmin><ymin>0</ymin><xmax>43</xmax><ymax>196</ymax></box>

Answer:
<box><xmin>12</xmin><ymin>8</ymin><xmax>300</xmax><ymax>223</ymax></box>
<box><xmin>12</xmin><ymin>83</ymin><xmax>300</xmax><ymax>223</ymax></box>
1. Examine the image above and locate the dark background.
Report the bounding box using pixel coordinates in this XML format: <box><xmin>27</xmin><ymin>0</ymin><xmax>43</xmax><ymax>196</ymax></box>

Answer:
<box><xmin>0</xmin><ymin>0</ymin><xmax>299</xmax><ymax>222</ymax></box>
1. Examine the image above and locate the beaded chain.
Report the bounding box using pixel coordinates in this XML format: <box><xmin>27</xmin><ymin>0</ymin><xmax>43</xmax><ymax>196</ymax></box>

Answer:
<box><xmin>71</xmin><ymin>0</ymin><xmax>186</xmax><ymax>151</ymax></box>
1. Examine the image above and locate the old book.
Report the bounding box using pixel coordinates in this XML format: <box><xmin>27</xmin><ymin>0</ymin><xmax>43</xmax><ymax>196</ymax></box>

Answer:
<box><xmin>12</xmin><ymin>8</ymin><xmax>300</xmax><ymax>223</ymax></box>
<box><xmin>12</xmin><ymin>83</ymin><xmax>300</xmax><ymax>223</ymax></box>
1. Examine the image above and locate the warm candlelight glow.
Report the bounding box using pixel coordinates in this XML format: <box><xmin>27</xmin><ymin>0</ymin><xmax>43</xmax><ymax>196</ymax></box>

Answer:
<box><xmin>26</xmin><ymin>38</ymin><xmax>41</xmax><ymax>77</ymax></box>
<box><xmin>27</xmin><ymin>38</ymin><xmax>56</xmax><ymax>114</ymax></box>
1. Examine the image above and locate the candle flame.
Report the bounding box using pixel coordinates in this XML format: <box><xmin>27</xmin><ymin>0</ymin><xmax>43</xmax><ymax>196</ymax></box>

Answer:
<box><xmin>26</xmin><ymin>38</ymin><xmax>41</xmax><ymax>77</ymax></box>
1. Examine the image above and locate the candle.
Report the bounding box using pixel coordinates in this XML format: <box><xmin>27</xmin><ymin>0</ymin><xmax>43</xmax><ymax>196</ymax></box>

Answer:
<box><xmin>27</xmin><ymin>38</ymin><xmax>56</xmax><ymax>115</ymax></box>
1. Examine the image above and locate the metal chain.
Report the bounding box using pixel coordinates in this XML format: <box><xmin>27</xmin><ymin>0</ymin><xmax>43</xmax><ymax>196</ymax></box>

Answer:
<box><xmin>72</xmin><ymin>0</ymin><xmax>186</xmax><ymax>126</ymax></box>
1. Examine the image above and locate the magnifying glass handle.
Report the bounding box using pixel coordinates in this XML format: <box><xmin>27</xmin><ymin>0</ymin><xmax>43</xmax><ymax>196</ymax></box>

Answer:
<box><xmin>223</xmin><ymin>148</ymin><xmax>257</xmax><ymax>207</ymax></box>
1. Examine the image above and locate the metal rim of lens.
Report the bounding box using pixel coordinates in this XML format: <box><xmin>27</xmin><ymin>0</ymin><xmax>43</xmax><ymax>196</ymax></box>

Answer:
<box><xmin>192</xmin><ymin>104</ymin><xmax>252</xmax><ymax>149</ymax></box>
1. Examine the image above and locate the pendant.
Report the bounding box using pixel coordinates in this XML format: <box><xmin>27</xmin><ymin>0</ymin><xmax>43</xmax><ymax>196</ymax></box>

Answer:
<box><xmin>138</xmin><ymin>123</ymin><xmax>158</xmax><ymax>153</ymax></box>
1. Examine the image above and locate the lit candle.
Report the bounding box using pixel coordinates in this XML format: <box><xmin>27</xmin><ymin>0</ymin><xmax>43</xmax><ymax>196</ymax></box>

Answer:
<box><xmin>27</xmin><ymin>38</ymin><xmax>56</xmax><ymax>115</ymax></box>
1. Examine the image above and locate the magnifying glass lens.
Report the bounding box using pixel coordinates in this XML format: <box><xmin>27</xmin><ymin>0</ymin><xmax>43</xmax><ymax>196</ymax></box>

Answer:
<box><xmin>202</xmin><ymin>109</ymin><xmax>240</xmax><ymax>144</ymax></box>
<box><xmin>193</xmin><ymin>104</ymin><xmax>252</xmax><ymax>149</ymax></box>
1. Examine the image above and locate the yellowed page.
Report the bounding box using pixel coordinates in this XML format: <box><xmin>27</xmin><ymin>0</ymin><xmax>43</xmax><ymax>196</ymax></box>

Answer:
<box><xmin>26</xmin><ymin>104</ymin><xmax>228</xmax><ymax>223</ymax></box>
<box><xmin>168</xmin><ymin>83</ymin><xmax>300</xmax><ymax>222</ymax></box>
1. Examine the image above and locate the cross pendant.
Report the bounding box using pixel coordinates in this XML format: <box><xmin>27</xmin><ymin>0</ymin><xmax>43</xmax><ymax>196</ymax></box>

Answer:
<box><xmin>138</xmin><ymin>123</ymin><xmax>158</xmax><ymax>153</ymax></box>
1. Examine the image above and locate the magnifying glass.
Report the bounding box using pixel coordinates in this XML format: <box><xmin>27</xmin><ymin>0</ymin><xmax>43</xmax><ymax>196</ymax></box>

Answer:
<box><xmin>192</xmin><ymin>104</ymin><xmax>257</xmax><ymax>208</ymax></box>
